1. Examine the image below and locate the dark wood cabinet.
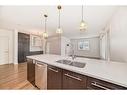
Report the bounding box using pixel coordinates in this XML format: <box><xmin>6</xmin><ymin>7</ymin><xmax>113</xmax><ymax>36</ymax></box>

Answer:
<box><xmin>27</xmin><ymin>58</ymin><xmax>35</xmax><ymax>86</ymax></box>
<box><xmin>47</xmin><ymin>65</ymin><xmax>62</xmax><ymax>89</ymax></box>
<box><xmin>87</xmin><ymin>77</ymin><xmax>127</xmax><ymax>90</ymax></box>
<box><xmin>27</xmin><ymin>60</ymin><xmax>127</xmax><ymax>89</ymax></box>
<box><xmin>18</xmin><ymin>33</ymin><xmax>30</xmax><ymax>63</ymax></box>
<box><xmin>62</xmin><ymin>70</ymin><xmax>87</xmax><ymax>89</ymax></box>
<box><xmin>18</xmin><ymin>33</ymin><xmax>43</xmax><ymax>63</ymax></box>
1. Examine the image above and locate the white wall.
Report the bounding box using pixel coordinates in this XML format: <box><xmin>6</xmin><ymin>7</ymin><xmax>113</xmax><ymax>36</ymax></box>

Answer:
<box><xmin>13</xmin><ymin>29</ymin><xmax>18</xmax><ymax>64</ymax></box>
<box><xmin>45</xmin><ymin>36</ymin><xmax>71</xmax><ymax>56</ymax></box>
<box><xmin>46</xmin><ymin>36</ymin><xmax>61</xmax><ymax>55</ymax></box>
<box><xmin>71</xmin><ymin>37</ymin><xmax>100</xmax><ymax>58</ymax></box>
<box><xmin>108</xmin><ymin>7</ymin><xmax>127</xmax><ymax>63</ymax></box>
<box><xmin>61</xmin><ymin>36</ymin><xmax>71</xmax><ymax>56</ymax></box>
<box><xmin>100</xmin><ymin>33</ymin><xmax>106</xmax><ymax>60</ymax></box>
<box><xmin>29</xmin><ymin>35</ymin><xmax>43</xmax><ymax>52</ymax></box>
<box><xmin>0</xmin><ymin>29</ymin><xmax>14</xmax><ymax>63</ymax></box>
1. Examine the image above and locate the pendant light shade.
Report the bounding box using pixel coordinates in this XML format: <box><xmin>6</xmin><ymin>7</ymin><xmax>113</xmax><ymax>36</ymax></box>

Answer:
<box><xmin>56</xmin><ymin>27</ymin><xmax>63</xmax><ymax>34</ymax></box>
<box><xmin>80</xmin><ymin>20</ymin><xmax>88</xmax><ymax>31</ymax></box>
<box><xmin>43</xmin><ymin>14</ymin><xmax>48</xmax><ymax>39</ymax></box>
<box><xmin>43</xmin><ymin>32</ymin><xmax>48</xmax><ymax>38</ymax></box>
<box><xmin>56</xmin><ymin>5</ymin><xmax>63</xmax><ymax>34</ymax></box>
<box><xmin>80</xmin><ymin>5</ymin><xmax>88</xmax><ymax>31</ymax></box>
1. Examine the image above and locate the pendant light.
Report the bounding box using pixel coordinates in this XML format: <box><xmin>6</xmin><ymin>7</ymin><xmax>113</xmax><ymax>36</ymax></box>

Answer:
<box><xmin>56</xmin><ymin>5</ymin><xmax>63</xmax><ymax>34</ymax></box>
<box><xmin>43</xmin><ymin>14</ymin><xmax>48</xmax><ymax>39</ymax></box>
<box><xmin>80</xmin><ymin>5</ymin><xmax>87</xmax><ymax>31</ymax></box>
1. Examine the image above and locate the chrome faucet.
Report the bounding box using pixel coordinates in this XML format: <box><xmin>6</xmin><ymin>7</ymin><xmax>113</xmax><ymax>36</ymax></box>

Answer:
<box><xmin>65</xmin><ymin>42</ymin><xmax>76</xmax><ymax>60</ymax></box>
<box><xmin>71</xmin><ymin>49</ymin><xmax>76</xmax><ymax>60</ymax></box>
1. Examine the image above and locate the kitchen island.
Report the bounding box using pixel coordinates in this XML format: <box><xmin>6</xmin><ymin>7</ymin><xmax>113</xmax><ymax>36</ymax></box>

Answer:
<box><xmin>27</xmin><ymin>54</ymin><xmax>127</xmax><ymax>89</ymax></box>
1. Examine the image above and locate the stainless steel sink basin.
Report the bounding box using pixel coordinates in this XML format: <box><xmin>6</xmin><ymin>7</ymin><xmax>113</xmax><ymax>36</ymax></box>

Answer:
<box><xmin>70</xmin><ymin>61</ymin><xmax>86</xmax><ymax>68</ymax></box>
<box><xmin>56</xmin><ymin>59</ymin><xmax>72</xmax><ymax>65</ymax></box>
<box><xmin>56</xmin><ymin>60</ymin><xmax>85</xmax><ymax>68</ymax></box>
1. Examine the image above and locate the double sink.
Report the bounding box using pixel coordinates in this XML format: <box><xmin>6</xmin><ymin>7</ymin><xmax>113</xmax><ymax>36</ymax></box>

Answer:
<box><xmin>56</xmin><ymin>59</ymin><xmax>85</xmax><ymax>68</ymax></box>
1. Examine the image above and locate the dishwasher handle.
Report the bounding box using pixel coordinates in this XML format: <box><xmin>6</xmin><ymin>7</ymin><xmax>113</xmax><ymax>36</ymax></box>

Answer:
<box><xmin>36</xmin><ymin>63</ymin><xmax>47</xmax><ymax>68</ymax></box>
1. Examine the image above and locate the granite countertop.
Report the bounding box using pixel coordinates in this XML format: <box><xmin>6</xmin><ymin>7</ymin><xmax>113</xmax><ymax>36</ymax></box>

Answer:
<box><xmin>27</xmin><ymin>54</ymin><xmax>127</xmax><ymax>88</ymax></box>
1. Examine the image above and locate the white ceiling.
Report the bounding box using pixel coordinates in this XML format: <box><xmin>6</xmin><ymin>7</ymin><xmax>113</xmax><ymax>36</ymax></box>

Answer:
<box><xmin>0</xmin><ymin>6</ymin><xmax>118</xmax><ymax>38</ymax></box>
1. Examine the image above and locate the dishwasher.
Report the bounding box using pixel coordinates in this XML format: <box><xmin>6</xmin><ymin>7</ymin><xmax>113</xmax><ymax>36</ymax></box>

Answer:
<box><xmin>35</xmin><ymin>61</ymin><xmax>47</xmax><ymax>89</ymax></box>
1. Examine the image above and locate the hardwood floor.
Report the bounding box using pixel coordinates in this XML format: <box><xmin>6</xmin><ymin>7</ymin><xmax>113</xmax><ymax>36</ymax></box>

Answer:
<box><xmin>0</xmin><ymin>63</ymin><xmax>38</xmax><ymax>90</ymax></box>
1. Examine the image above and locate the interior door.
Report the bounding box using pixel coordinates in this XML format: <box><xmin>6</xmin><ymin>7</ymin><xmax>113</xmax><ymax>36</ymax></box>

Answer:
<box><xmin>0</xmin><ymin>37</ymin><xmax>9</xmax><ymax>65</ymax></box>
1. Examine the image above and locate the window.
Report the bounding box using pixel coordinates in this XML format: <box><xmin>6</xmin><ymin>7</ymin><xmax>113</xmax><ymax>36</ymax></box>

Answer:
<box><xmin>78</xmin><ymin>41</ymin><xmax>90</xmax><ymax>50</ymax></box>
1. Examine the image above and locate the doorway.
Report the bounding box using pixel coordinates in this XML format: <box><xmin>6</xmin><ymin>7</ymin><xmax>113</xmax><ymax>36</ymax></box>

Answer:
<box><xmin>0</xmin><ymin>36</ymin><xmax>9</xmax><ymax>65</ymax></box>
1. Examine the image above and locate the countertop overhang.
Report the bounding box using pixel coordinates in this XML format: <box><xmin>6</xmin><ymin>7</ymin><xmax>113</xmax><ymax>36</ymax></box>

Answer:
<box><xmin>27</xmin><ymin>54</ymin><xmax>127</xmax><ymax>88</ymax></box>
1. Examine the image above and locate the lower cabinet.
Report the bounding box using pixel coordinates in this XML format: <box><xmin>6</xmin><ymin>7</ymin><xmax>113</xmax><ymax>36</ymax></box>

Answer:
<box><xmin>47</xmin><ymin>65</ymin><xmax>62</xmax><ymax>89</ymax></box>
<box><xmin>47</xmin><ymin>65</ymin><xmax>126</xmax><ymax>90</ymax></box>
<box><xmin>87</xmin><ymin>77</ymin><xmax>127</xmax><ymax>90</ymax></box>
<box><xmin>27</xmin><ymin>61</ymin><xmax>127</xmax><ymax>90</ymax></box>
<box><xmin>27</xmin><ymin>58</ymin><xmax>35</xmax><ymax>86</ymax></box>
<box><xmin>62</xmin><ymin>70</ymin><xmax>87</xmax><ymax>89</ymax></box>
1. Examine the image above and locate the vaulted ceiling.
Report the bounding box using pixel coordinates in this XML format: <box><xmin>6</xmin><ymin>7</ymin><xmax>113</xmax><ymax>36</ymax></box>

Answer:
<box><xmin>0</xmin><ymin>6</ymin><xmax>118</xmax><ymax>38</ymax></box>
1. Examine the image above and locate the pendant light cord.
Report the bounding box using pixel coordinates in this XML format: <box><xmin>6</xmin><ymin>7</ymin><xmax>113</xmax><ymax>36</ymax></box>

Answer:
<box><xmin>82</xmin><ymin>5</ymin><xmax>84</xmax><ymax>21</ymax></box>
<box><xmin>45</xmin><ymin>16</ymin><xmax>47</xmax><ymax>33</ymax></box>
<box><xmin>59</xmin><ymin>9</ymin><xmax>60</xmax><ymax>28</ymax></box>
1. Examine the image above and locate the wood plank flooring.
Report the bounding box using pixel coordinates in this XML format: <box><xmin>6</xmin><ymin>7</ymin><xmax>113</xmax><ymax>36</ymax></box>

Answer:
<box><xmin>0</xmin><ymin>63</ymin><xmax>38</xmax><ymax>90</ymax></box>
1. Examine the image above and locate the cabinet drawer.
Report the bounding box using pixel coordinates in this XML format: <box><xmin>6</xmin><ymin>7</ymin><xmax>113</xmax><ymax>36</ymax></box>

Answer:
<box><xmin>87</xmin><ymin>77</ymin><xmax>127</xmax><ymax>90</ymax></box>
<box><xmin>47</xmin><ymin>65</ymin><xmax>62</xmax><ymax>89</ymax></box>
<box><xmin>63</xmin><ymin>70</ymin><xmax>87</xmax><ymax>89</ymax></box>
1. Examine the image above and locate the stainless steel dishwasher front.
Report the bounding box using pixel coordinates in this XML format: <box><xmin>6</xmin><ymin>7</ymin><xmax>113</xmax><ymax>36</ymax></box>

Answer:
<box><xmin>35</xmin><ymin>61</ymin><xmax>47</xmax><ymax>89</ymax></box>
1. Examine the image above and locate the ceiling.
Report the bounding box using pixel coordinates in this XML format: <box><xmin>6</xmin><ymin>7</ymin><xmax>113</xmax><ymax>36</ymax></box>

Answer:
<box><xmin>0</xmin><ymin>6</ymin><xmax>118</xmax><ymax>38</ymax></box>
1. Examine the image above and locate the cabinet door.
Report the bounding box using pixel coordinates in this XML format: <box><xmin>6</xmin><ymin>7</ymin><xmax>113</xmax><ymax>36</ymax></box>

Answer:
<box><xmin>47</xmin><ymin>65</ymin><xmax>62</xmax><ymax>89</ymax></box>
<box><xmin>27</xmin><ymin>59</ymin><xmax>35</xmax><ymax>86</ymax></box>
<box><xmin>18</xmin><ymin>33</ymin><xmax>30</xmax><ymax>63</ymax></box>
<box><xmin>63</xmin><ymin>70</ymin><xmax>87</xmax><ymax>89</ymax></box>
<box><xmin>87</xmin><ymin>77</ymin><xmax>127</xmax><ymax>90</ymax></box>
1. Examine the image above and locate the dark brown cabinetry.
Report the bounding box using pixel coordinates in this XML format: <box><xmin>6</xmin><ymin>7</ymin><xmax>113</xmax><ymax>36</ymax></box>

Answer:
<box><xmin>18</xmin><ymin>32</ymin><xmax>43</xmax><ymax>63</ymax></box>
<box><xmin>27</xmin><ymin>61</ymin><xmax>127</xmax><ymax>90</ymax></box>
<box><xmin>63</xmin><ymin>70</ymin><xmax>87</xmax><ymax>89</ymax></box>
<box><xmin>18</xmin><ymin>33</ymin><xmax>30</xmax><ymax>63</ymax></box>
<box><xmin>47</xmin><ymin>65</ymin><xmax>62</xmax><ymax>89</ymax></box>
<box><xmin>27</xmin><ymin>58</ymin><xmax>35</xmax><ymax>86</ymax></box>
<box><xmin>87</xmin><ymin>77</ymin><xmax>127</xmax><ymax>90</ymax></box>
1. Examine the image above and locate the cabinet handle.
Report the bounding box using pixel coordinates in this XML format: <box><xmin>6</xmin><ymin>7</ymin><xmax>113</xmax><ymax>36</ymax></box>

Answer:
<box><xmin>48</xmin><ymin>67</ymin><xmax>58</xmax><ymax>73</ymax></box>
<box><xmin>33</xmin><ymin>60</ymin><xmax>36</xmax><ymax>64</ymax></box>
<box><xmin>36</xmin><ymin>63</ymin><xmax>42</xmax><ymax>67</ymax></box>
<box><xmin>36</xmin><ymin>63</ymin><xmax>46</xmax><ymax>68</ymax></box>
<box><xmin>64</xmin><ymin>73</ymin><xmax>82</xmax><ymax>81</ymax></box>
<box><xmin>91</xmin><ymin>82</ymin><xmax>110</xmax><ymax>90</ymax></box>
